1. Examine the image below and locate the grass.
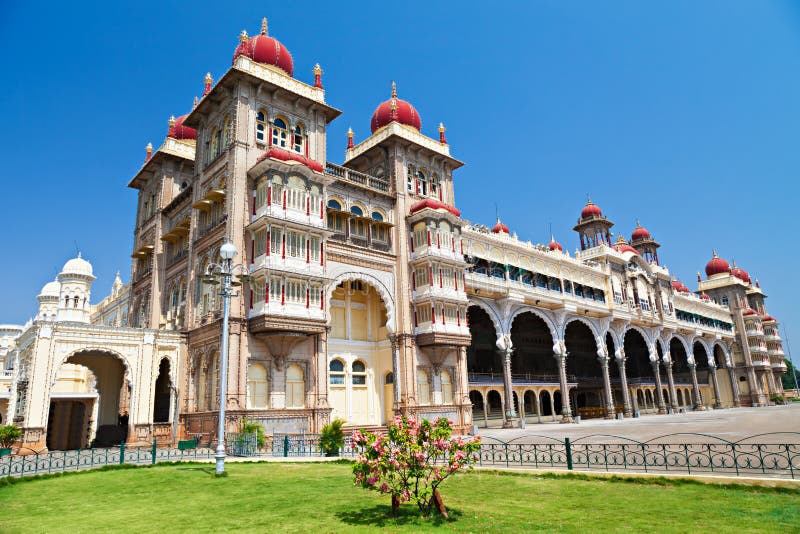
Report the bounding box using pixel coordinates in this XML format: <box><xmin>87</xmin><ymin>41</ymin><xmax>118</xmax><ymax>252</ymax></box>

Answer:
<box><xmin>1</xmin><ymin>462</ymin><xmax>799</xmax><ymax>533</ymax></box>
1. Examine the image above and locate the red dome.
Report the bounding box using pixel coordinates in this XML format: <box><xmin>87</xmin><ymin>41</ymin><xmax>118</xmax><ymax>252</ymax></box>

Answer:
<box><xmin>631</xmin><ymin>223</ymin><xmax>650</xmax><ymax>241</ymax></box>
<box><xmin>742</xmin><ymin>308</ymin><xmax>757</xmax><ymax>316</ymax></box>
<box><xmin>370</xmin><ymin>83</ymin><xmax>421</xmax><ymax>133</ymax></box>
<box><xmin>167</xmin><ymin>115</ymin><xmax>196</xmax><ymax>140</ymax></box>
<box><xmin>409</xmin><ymin>197</ymin><xmax>460</xmax><ymax>217</ymax></box>
<box><xmin>671</xmin><ymin>280</ymin><xmax>690</xmax><ymax>293</ymax></box>
<box><xmin>580</xmin><ymin>197</ymin><xmax>603</xmax><ymax>219</ymax></box>
<box><xmin>705</xmin><ymin>250</ymin><xmax>731</xmax><ymax>277</ymax></box>
<box><xmin>615</xmin><ymin>244</ymin><xmax>639</xmax><ymax>255</ymax></box>
<box><xmin>762</xmin><ymin>314</ymin><xmax>777</xmax><ymax>323</ymax></box>
<box><xmin>731</xmin><ymin>263</ymin><xmax>751</xmax><ymax>284</ymax></box>
<box><xmin>700</xmin><ymin>293</ymin><xmax>711</xmax><ymax>300</ymax></box>
<box><xmin>492</xmin><ymin>218</ymin><xmax>510</xmax><ymax>235</ymax></box>
<box><xmin>548</xmin><ymin>236</ymin><xmax>563</xmax><ymax>251</ymax></box>
<box><xmin>232</xmin><ymin>21</ymin><xmax>294</xmax><ymax>76</ymax></box>
<box><xmin>257</xmin><ymin>147</ymin><xmax>322</xmax><ymax>173</ymax></box>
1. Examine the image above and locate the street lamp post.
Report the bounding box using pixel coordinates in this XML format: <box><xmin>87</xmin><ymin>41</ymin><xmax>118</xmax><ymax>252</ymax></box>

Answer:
<box><xmin>202</xmin><ymin>240</ymin><xmax>249</xmax><ymax>475</ymax></box>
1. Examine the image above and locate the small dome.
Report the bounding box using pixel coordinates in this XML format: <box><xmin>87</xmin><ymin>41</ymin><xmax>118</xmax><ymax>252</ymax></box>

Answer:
<box><xmin>671</xmin><ymin>280</ymin><xmax>690</xmax><ymax>293</ymax></box>
<box><xmin>257</xmin><ymin>147</ymin><xmax>323</xmax><ymax>173</ymax></box>
<box><xmin>38</xmin><ymin>279</ymin><xmax>61</xmax><ymax>298</ymax></box>
<box><xmin>580</xmin><ymin>197</ymin><xmax>603</xmax><ymax>219</ymax></box>
<box><xmin>492</xmin><ymin>217</ymin><xmax>509</xmax><ymax>235</ymax></box>
<box><xmin>700</xmin><ymin>293</ymin><xmax>711</xmax><ymax>300</ymax></box>
<box><xmin>409</xmin><ymin>198</ymin><xmax>460</xmax><ymax>217</ymax></box>
<box><xmin>167</xmin><ymin>115</ymin><xmax>197</xmax><ymax>140</ymax></box>
<box><xmin>548</xmin><ymin>235</ymin><xmax>563</xmax><ymax>251</ymax></box>
<box><xmin>60</xmin><ymin>253</ymin><xmax>94</xmax><ymax>277</ymax></box>
<box><xmin>742</xmin><ymin>308</ymin><xmax>757</xmax><ymax>317</ymax></box>
<box><xmin>731</xmin><ymin>262</ymin><xmax>750</xmax><ymax>284</ymax></box>
<box><xmin>232</xmin><ymin>19</ymin><xmax>294</xmax><ymax>76</ymax></box>
<box><xmin>370</xmin><ymin>82</ymin><xmax>421</xmax><ymax>133</ymax></box>
<box><xmin>705</xmin><ymin>250</ymin><xmax>731</xmax><ymax>277</ymax></box>
<box><xmin>762</xmin><ymin>314</ymin><xmax>777</xmax><ymax>323</ymax></box>
<box><xmin>631</xmin><ymin>222</ymin><xmax>650</xmax><ymax>241</ymax></box>
<box><xmin>613</xmin><ymin>236</ymin><xmax>638</xmax><ymax>255</ymax></box>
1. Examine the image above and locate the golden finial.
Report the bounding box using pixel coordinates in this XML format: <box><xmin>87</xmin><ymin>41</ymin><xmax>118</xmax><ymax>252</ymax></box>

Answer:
<box><xmin>168</xmin><ymin>115</ymin><xmax>176</xmax><ymax>127</ymax></box>
<box><xmin>438</xmin><ymin>122</ymin><xmax>445</xmax><ymax>133</ymax></box>
<box><xmin>204</xmin><ymin>72</ymin><xmax>213</xmax><ymax>85</ymax></box>
<box><xmin>313</xmin><ymin>63</ymin><xmax>322</xmax><ymax>76</ymax></box>
<box><xmin>438</xmin><ymin>122</ymin><xmax>447</xmax><ymax>144</ymax></box>
<box><xmin>712</xmin><ymin>248</ymin><xmax>718</xmax><ymax>258</ymax></box>
<box><xmin>347</xmin><ymin>127</ymin><xmax>354</xmax><ymax>137</ymax></box>
<box><xmin>145</xmin><ymin>142</ymin><xmax>153</xmax><ymax>154</ymax></box>
<box><xmin>239</xmin><ymin>29</ymin><xmax>249</xmax><ymax>43</ymax></box>
<box><xmin>261</xmin><ymin>17</ymin><xmax>268</xmax><ymax>36</ymax></box>
<box><xmin>390</xmin><ymin>99</ymin><xmax>397</xmax><ymax>111</ymax></box>
<box><xmin>391</xmin><ymin>81</ymin><xmax>397</xmax><ymax>98</ymax></box>
<box><xmin>586</xmin><ymin>194</ymin><xmax>592</xmax><ymax>204</ymax></box>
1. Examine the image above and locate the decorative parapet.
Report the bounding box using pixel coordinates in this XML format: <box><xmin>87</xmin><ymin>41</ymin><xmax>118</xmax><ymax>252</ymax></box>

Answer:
<box><xmin>233</xmin><ymin>56</ymin><xmax>326</xmax><ymax>104</ymax></box>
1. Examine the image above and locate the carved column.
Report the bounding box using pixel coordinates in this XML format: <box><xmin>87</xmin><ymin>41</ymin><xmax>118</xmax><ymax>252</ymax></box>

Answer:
<box><xmin>390</xmin><ymin>335</ymin><xmax>402</xmax><ymax>407</ymax></box>
<box><xmin>615</xmin><ymin>349</ymin><xmax>633</xmax><ymax>417</ymax></box>
<box><xmin>598</xmin><ymin>356</ymin><xmax>615</xmax><ymax>419</ymax></box>
<box><xmin>689</xmin><ymin>362</ymin><xmax>705</xmax><ymax>410</ymax></box>
<box><xmin>500</xmin><ymin>348</ymin><xmax>516</xmax><ymax>427</ymax></box>
<box><xmin>316</xmin><ymin>329</ymin><xmax>329</xmax><ymax>409</ymax></box>
<box><xmin>728</xmin><ymin>366</ymin><xmax>740</xmax><ymax>407</ymax></box>
<box><xmin>457</xmin><ymin>346</ymin><xmax>469</xmax><ymax>404</ymax></box>
<box><xmin>709</xmin><ymin>362</ymin><xmax>723</xmax><ymax>408</ymax></box>
<box><xmin>651</xmin><ymin>361</ymin><xmax>667</xmax><ymax>414</ymax></box>
<box><xmin>555</xmin><ymin>353</ymin><xmax>572</xmax><ymax>423</ymax></box>
<box><xmin>663</xmin><ymin>357</ymin><xmax>678</xmax><ymax>411</ymax></box>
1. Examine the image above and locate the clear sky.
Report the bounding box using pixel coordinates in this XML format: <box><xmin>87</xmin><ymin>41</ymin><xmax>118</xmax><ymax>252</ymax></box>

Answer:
<box><xmin>0</xmin><ymin>1</ymin><xmax>798</xmax><ymax>359</ymax></box>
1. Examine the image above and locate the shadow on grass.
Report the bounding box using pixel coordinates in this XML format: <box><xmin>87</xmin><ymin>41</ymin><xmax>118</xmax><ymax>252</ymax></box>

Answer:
<box><xmin>335</xmin><ymin>504</ymin><xmax>463</xmax><ymax>527</ymax></box>
<box><xmin>176</xmin><ymin>466</ymin><xmax>217</xmax><ymax>476</ymax></box>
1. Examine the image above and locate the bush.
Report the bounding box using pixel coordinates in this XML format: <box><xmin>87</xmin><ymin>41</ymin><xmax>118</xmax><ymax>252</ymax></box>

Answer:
<box><xmin>240</xmin><ymin>420</ymin><xmax>266</xmax><ymax>448</ymax></box>
<box><xmin>0</xmin><ymin>424</ymin><xmax>22</xmax><ymax>449</ymax></box>
<box><xmin>319</xmin><ymin>418</ymin><xmax>346</xmax><ymax>456</ymax></box>
<box><xmin>351</xmin><ymin>416</ymin><xmax>481</xmax><ymax>517</ymax></box>
<box><xmin>769</xmin><ymin>395</ymin><xmax>785</xmax><ymax>404</ymax></box>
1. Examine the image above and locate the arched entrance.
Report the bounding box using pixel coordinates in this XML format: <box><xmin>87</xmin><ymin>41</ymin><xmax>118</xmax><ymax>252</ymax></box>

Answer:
<box><xmin>713</xmin><ymin>344</ymin><xmax>734</xmax><ymax>406</ymax></box>
<box><xmin>47</xmin><ymin>350</ymin><xmax>129</xmax><ymax>450</ymax></box>
<box><xmin>564</xmin><ymin>321</ymin><xmax>604</xmax><ymax>418</ymax></box>
<box><xmin>624</xmin><ymin>330</ymin><xmax>655</xmax><ymax>412</ymax></box>
<box><xmin>540</xmin><ymin>390</ymin><xmax>553</xmax><ymax>417</ymax></box>
<box><xmin>153</xmin><ymin>358</ymin><xmax>171</xmax><ymax>423</ymax></box>
<box><xmin>469</xmin><ymin>390</ymin><xmax>486</xmax><ymax>427</ymax></box>
<box><xmin>510</xmin><ymin>312</ymin><xmax>556</xmax><ymax>379</ymax></box>
<box><xmin>467</xmin><ymin>306</ymin><xmax>499</xmax><ymax>376</ymax></box>
<box><xmin>328</xmin><ymin>279</ymin><xmax>391</xmax><ymax>425</ymax></box>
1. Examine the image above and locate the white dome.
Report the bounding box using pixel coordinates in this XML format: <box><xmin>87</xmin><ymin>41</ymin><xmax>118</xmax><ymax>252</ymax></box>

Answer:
<box><xmin>38</xmin><ymin>279</ymin><xmax>61</xmax><ymax>298</ymax></box>
<box><xmin>60</xmin><ymin>253</ymin><xmax>94</xmax><ymax>278</ymax></box>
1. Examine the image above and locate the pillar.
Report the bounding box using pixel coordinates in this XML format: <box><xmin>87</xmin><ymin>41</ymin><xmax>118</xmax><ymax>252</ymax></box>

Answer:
<box><xmin>598</xmin><ymin>356</ymin><xmax>615</xmax><ymax>419</ymax></box>
<box><xmin>482</xmin><ymin>392</ymin><xmax>489</xmax><ymax>428</ymax></box>
<box><xmin>664</xmin><ymin>359</ymin><xmax>678</xmax><ymax>411</ymax></box>
<box><xmin>615</xmin><ymin>352</ymin><xmax>633</xmax><ymax>417</ymax></box>
<box><xmin>727</xmin><ymin>366</ymin><xmax>740</xmax><ymax>407</ymax></box>
<box><xmin>549</xmin><ymin>391</ymin><xmax>557</xmax><ymax>423</ymax></box>
<box><xmin>555</xmin><ymin>353</ymin><xmax>572</xmax><ymax>423</ymax></box>
<box><xmin>651</xmin><ymin>361</ymin><xmax>667</xmax><ymax>414</ymax></box>
<box><xmin>709</xmin><ymin>364</ymin><xmax>722</xmax><ymax>408</ymax></box>
<box><xmin>391</xmin><ymin>335</ymin><xmax>402</xmax><ymax>407</ymax></box>
<box><xmin>689</xmin><ymin>363</ymin><xmax>705</xmax><ymax>410</ymax></box>
<box><xmin>500</xmin><ymin>348</ymin><xmax>516</xmax><ymax>427</ymax></box>
<box><xmin>535</xmin><ymin>391</ymin><xmax>542</xmax><ymax>423</ymax></box>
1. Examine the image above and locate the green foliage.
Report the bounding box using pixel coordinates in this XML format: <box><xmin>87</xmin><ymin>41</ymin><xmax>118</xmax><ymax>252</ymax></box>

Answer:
<box><xmin>781</xmin><ymin>358</ymin><xmax>800</xmax><ymax>391</ymax></box>
<box><xmin>240</xmin><ymin>420</ymin><xmax>266</xmax><ymax>447</ymax></box>
<box><xmin>0</xmin><ymin>424</ymin><xmax>22</xmax><ymax>449</ymax></box>
<box><xmin>351</xmin><ymin>416</ymin><xmax>481</xmax><ymax>516</ymax></box>
<box><xmin>319</xmin><ymin>418</ymin><xmax>346</xmax><ymax>455</ymax></box>
<box><xmin>770</xmin><ymin>394</ymin><xmax>785</xmax><ymax>404</ymax></box>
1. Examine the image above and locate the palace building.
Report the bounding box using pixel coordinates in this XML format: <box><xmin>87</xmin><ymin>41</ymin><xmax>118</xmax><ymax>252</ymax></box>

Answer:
<box><xmin>1</xmin><ymin>18</ymin><xmax>789</xmax><ymax>450</ymax></box>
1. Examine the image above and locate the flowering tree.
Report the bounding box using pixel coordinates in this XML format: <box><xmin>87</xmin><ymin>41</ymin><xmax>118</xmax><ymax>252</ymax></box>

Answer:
<box><xmin>351</xmin><ymin>416</ymin><xmax>481</xmax><ymax>517</ymax></box>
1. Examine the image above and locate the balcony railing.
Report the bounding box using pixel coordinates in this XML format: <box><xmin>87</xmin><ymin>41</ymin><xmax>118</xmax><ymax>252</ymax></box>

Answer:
<box><xmin>325</xmin><ymin>162</ymin><xmax>390</xmax><ymax>193</ymax></box>
<box><xmin>196</xmin><ymin>214</ymin><xmax>228</xmax><ymax>240</ymax></box>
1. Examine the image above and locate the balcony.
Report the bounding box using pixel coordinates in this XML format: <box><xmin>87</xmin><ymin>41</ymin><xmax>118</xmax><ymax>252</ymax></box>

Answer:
<box><xmin>248</xmin><ymin>300</ymin><xmax>325</xmax><ymax>322</ymax></box>
<box><xmin>325</xmin><ymin>162</ymin><xmax>390</xmax><ymax>194</ymax></box>
<box><xmin>195</xmin><ymin>214</ymin><xmax>227</xmax><ymax>241</ymax></box>
<box><xmin>252</xmin><ymin>203</ymin><xmax>326</xmax><ymax>230</ymax></box>
<box><xmin>768</xmin><ymin>347</ymin><xmax>785</xmax><ymax>357</ymax></box>
<box><xmin>412</xmin><ymin>284</ymin><xmax>468</xmax><ymax>304</ymax></box>
<box><xmin>414</xmin><ymin>319</ymin><xmax>469</xmax><ymax>338</ymax></box>
<box><xmin>250</xmin><ymin>252</ymin><xmax>324</xmax><ymax>278</ymax></box>
<box><xmin>745</xmin><ymin>329</ymin><xmax>764</xmax><ymax>338</ymax></box>
<box><xmin>166</xmin><ymin>248</ymin><xmax>188</xmax><ymax>268</ymax></box>
<box><xmin>328</xmin><ymin>232</ymin><xmax>393</xmax><ymax>254</ymax></box>
<box><xmin>749</xmin><ymin>345</ymin><xmax>768</xmax><ymax>355</ymax></box>
<box><xmin>764</xmin><ymin>333</ymin><xmax>782</xmax><ymax>343</ymax></box>
<box><xmin>411</xmin><ymin>242</ymin><xmax>465</xmax><ymax>263</ymax></box>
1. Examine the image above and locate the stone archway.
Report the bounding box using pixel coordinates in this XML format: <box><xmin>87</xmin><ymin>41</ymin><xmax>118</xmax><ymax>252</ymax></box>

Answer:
<box><xmin>563</xmin><ymin>320</ymin><xmax>605</xmax><ymax>419</ymax></box>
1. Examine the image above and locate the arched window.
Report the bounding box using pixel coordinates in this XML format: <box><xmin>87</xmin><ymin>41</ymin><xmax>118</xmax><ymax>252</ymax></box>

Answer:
<box><xmin>329</xmin><ymin>359</ymin><xmax>345</xmax><ymax>385</ymax></box>
<box><xmin>256</xmin><ymin>109</ymin><xmax>267</xmax><ymax>142</ymax></box>
<box><xmin>431</xmin><ymin>174</ymin><xmax>440</xmax><ymax>199</ymax></box>
<box><xmin>222</xmin><ymin>115</ymin><xmax>231</xmax><ymax>147</ymax></box>
<box><xmin>210</xmin><ymin>128</ymin><xmax>219</xmax><ymax>159</ymax></box>
<box><xmin>350</xmin><ymin>206</ymin><xmax>363</xmax><ymax>217</ymax></box>
<box><xmin>385</xmin><ymin>372</ymin><xmax>394</xmax><ymax>385</ymax></box>
<box><xmin>350</xmin><ymin>206</ymin><xmax>366</xmax><ymax>238</ymax></box>
<box><xmin>272</xmin><ymin>118</ymin><xmax>288</xmax><ymax>148</ymax></box>
<box><xmin>327</xmin><ymin>199</ymin><xmax>341</xmax><ymax>210</ymax></box>
<box><xmin>417</xmin><ymin>171</ymin><xmax>428</xmax><ymax>196</ymax></box>
<box><xmin>417</xmin><ymin>370</ymin><xmax>430</xmax><ymax>405</ymax></box>
<box><xmin>441</xmin><ymin>370</ymin><xmax>453</xmax><ymax>404</ymax></box>
<box><xmin>286</xmin><ymin>364</ymin><xmax>305</xmax><ymax>408</ymax></box>
<box><xmin>286</xmin><ymin>176</ymin><xmax>306</xmax><ymax>212</ymax></box>
<box><xmin>371</xmin><ymin>211</ymin><xmax>384</xmax><ymax>222</ymax></box>
<box><xmin>293</xmin><ymin>123</ymin><xmax>305</xmax><ymax>153</ymax></box>
<box><xmin>271</xmin><ymin>176</ymin><xmax>283</xmax><ymax>206</ymax></box>
<box><xmin>246</xmin><ymin>363</ymin><xmax>268</xmax><ymax>409</ymax></box>
<box><xmin>73</xmin><ymin>296</ymin><xmax>80</xmax><ymax>308</ymax></box>
<box><xmin>407</xmin><ymin>164</ymin><xmax>415</xmax><ymax>192</ymax></box>
<box><xmin>352</xmin><ymin>360</ymin><xmax>367</xmax><ymax>385</ymax></box>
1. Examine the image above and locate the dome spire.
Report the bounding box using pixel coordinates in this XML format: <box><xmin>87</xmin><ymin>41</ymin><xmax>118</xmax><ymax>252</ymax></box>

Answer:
<box><xmin>145</xmin><ymin>142</ymin><xmax>153</xmax><ymax>162</ymax></box>
<box><xmin>438</xmin><ymin>122</ymin><xmax>447</xmax><ymax>144</ymax></box>
<box><xmin>203</xmin><ymin>72</ymin><xmax>213</xmax><ymax>96</ymax></box>
<box><xmin>391</xmin><ymin>81</ymin><xmax>397</xmax><ymax>98</ymax></box>
<box><xmin>313</xmin><ymin>63</ymin><xmax>323</xmax><ymax>88</ymax></box>
<box><xmin>261</xmin><ymin>17</ymin><xmax>268</xmax><ymax>36</ymax></box>
<box><xmin>346</xmin><ymin>127</ymin><xmax>354</xmax><ymax>149</ymax></box>
<box><xmin>239</xmin><ymin>29</ymin><xmax>249</xmax><ymax>43</ymax></box>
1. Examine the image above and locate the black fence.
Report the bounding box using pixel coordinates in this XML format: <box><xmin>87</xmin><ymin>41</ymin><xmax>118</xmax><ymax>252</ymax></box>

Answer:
<box><xmin>477</xmin><ymin>432</ymin><xmax>800</xmax><ymax>478</ymax></box>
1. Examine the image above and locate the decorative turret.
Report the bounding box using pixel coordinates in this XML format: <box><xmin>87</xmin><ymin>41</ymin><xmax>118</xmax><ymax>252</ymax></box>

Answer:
<box><xmin>629</xmin><ymin>220</ymin><xmax>660</xmax><ymax>265</ymax></box>
<box><xmin>491</xmin><ymin>216</ymin><xmax>510</xmax><ymax>235</ymax></box>
<box><xmin>56</xmin><ymin>253</ymin><xmax>95</xmax><ymax>324</ymax></box>
<box><xmin>313</xmin><ymin>63</ymin><xmax>323</xmax><ymax>88</ymax></box>
<box><xmin>370</xmin><ymin>82</ymin><xmax>421</xmax><ymax>133</ymax></box>
<box><xmin>573</xmin><ymin>195</ymin><xmax>614</xmax><ymax>250</ymax></box>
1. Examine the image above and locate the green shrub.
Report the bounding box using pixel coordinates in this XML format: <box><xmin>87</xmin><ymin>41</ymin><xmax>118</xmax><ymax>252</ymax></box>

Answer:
<box><xmin>769</xmin><ymin>395</ymin><xmax>785</xmax><ymax>404</ymax></box>
<box><xmin>240</xmin><ymin>420</ymin><xmax>266</xmax><ymax>448</ymax></box>
<box><xmin>319</xmin><ymin>418</ymin><xmax>346</xmax><ymax>455</ymax></box>
<box><xmin>0</xmin><ymin>424</ymin><xmax>22</xmax><ymax>449</ymax></box>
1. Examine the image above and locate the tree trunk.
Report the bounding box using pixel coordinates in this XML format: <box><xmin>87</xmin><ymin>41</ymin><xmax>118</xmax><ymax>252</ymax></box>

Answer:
<box><xmin>433</xmin><ymin>488</ymin><xmax>448</xmax><ymax>518</ymax></box>
<box><xmin>391</xmin><ymin>494</ymin><xmax>400</xmax><ymax>514</ymax></box>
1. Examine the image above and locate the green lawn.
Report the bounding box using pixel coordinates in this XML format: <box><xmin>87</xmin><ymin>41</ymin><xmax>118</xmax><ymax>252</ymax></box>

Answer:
<box><xmin>1</xmin><ymin>462</ymin><xmax>798</xmax><ymax>533</ymax></box>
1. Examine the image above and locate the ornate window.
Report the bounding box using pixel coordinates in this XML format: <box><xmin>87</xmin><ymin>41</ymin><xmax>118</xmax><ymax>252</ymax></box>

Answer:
<box><xmin>329</xmin><ymin>359</ymin><xmax>345</xmax><ymax>385</ymax></box>
<box><xmin>441</xmin><ymin>370</ymin><xmax>453</xmax><ymax>404</ymax></box>
<box><xmin>272</xmin><ymin>118</ymin><xmax>288</xmax><ymax>148</ymax></box>
<box><xmin>271</xmin><ymin>176</ymin><xmax>283</xmax><ymax>206</ymax></box>
<box><xmin>350</xmin><ymin>206</ymin><xmax>366</xmax><ymax>238</ymax></box>
<box><xmin>417</xmin><ymin>171</ymin><xmax>428</xmax><ymax>196</ymax></box>
<box><xmin>286</xmin><ymin>176</ymin><xmax>306</xmax><ymax>212</ymax></box>
<box><xmin>256</xmin><ymin>109</ymin><xmax>267</xmax><ymax>142</ymax></box>
<box><xmin>431</xmin><ymin>173</ymin><xmax>440</xmax><ymax>199</ymax></box>
<box><xmin>286</xmin><ymin>365</ymin><xmax>305</xmax><ymax>408</ymax></box>
<box><xmin>209</xmin><ymin>128</ymin><xmax>219</xmax><ymax>160</ymax></box>
<box><xmin>417</xmin><ymin>370</ymin><xmax>430</xmax><ymax>405</ymax></box>
<box><xmin>222</xmin><ymin>115</ymin><xmax>231</xmax><ymax>147</ymax></box>
<box><xmin>246</xmin><ymin>363</ymin><xmax>268</xmax><ymax>409</ymax></box>
<box><xmin>293</xmin><ymin>123</ymin><xmax>305</xmax><ymax>153</ymax></box>
<box><xmin>352</xmin><ymin>360</ymin><xmax>367</xmax><ymax>385</ymax></box>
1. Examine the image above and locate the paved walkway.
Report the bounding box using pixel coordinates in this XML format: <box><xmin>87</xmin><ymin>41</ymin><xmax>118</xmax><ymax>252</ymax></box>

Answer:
<box><xmin>479</xmin><ymin>404</ymin><xmax>800</xmax><ymax>442</ymax></box>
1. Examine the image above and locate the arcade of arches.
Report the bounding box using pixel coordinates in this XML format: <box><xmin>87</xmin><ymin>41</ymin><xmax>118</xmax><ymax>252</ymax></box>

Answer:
<box><xmin>466</xmin><ymin>304</ymin><xmax>738</xmax><ymax>428</ymax></box>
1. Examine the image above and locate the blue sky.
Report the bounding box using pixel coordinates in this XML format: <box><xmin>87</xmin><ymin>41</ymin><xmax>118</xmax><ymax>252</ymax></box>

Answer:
<box><xmin>0</xmin><ymin>1</ymin><xmax>798</xmax><ymax>359</ymax></box>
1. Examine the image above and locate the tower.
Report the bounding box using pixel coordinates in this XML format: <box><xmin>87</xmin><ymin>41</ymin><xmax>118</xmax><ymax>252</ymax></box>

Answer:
<box><xmin>573</xmin><ymin>197</ymin><xmax>614</xmax><ymax>250</ymax></box>
<box><xmin>56</xmin><ymin>253</ymin><xmax>95</xmax><ymax>324</ymax></box>
<box><xmin>629</xmin><ymin>221</ymin><xmax>660</xmax><ymax>265</ymax></box>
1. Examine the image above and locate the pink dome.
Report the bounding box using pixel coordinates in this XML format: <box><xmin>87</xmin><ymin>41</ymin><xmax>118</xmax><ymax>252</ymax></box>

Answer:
<box><xmin>232</xmin><ymin>20</ymin><xmax>294</xmax><ymax>76</ymax></box>
<box><xmin>167</xmin><ymin>115</ymin><xmax>196</xmax><ymax>140</ymax></box>
<box><xmin>370</xmin><ymin>82</ymin><xmax>421</xmax><ymax>133</ymax></box>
